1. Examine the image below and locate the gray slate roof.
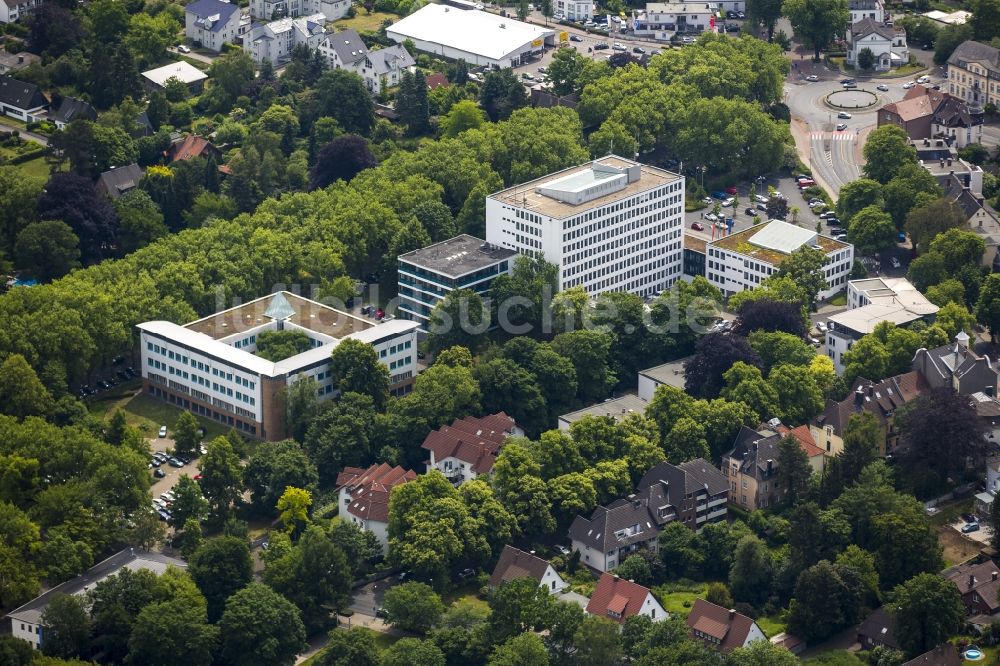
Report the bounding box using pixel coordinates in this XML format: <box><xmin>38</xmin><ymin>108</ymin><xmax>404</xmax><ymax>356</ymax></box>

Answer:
<box><xmin>48</xmin><ymin>96</ymin><xmax>96</xmax><ymax>124</ymax></box>
<box><xmin>365</xmin><ymin>44</ymin><xmax>415</xmax><ymax>75</ymax></box>
<box><xmin>325</xmin><ymin>29</ymin><xmax>369</xmax><ymax>66</ymax></box>
<box><xmin>948</xmin><ymin>40</ymin><xmax>1000</xmax><ymax>76</ymax></box>
<box><xmin>724</xmin><ymin>426</ymin><xmax>782</xmax><ymax>482</ymax></box>
<box><xmin>185</xmin><ymin>0</ymin><xmax>240</xmax><ymax>32</ymax></box>
<box><xmin>97</xmin><ymin>163</ymin><xmax>144</xmax><ymax>199</ymax></box>
<box><xmin>851</xmin><ymin>17</ymin><xmax>896</xmax><ymax>40</ymax></box>
<box><xmin>0</xmin><ymin>75</ymin><xmax>46</xmax><ymax>111</ymax></box>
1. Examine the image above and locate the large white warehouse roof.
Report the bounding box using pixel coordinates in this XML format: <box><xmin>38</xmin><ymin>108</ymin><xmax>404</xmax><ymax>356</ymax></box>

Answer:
<box><xmin>387</xmin><ymin>4</ymin><xmax>553</xmax><ymax>61</ymax></box>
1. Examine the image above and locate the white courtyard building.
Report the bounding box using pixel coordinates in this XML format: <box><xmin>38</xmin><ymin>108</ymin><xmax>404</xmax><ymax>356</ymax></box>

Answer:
<box><xmin>705</xmin><ymin>220</ymin><xmax>853</xmax><ymax>300</ymax></box>
<box><xmin>250</xmin><ymin>0</ymin><xmax>349</xmax><ymax>21</ymax></box>
<box><xmin>247</xmin><ymin>13</ymin><xmax>327</xmax><ymax>65</ymax></box>
<box><xmin>485</xmin><ymin>155</ymin><xmax>685</xmax><ymax>297</ymax></box>
<box><xmin>137</xmin><ymin>291</ymin><xmax>418</xmax><ymax>441</ymax></box>
<box><xmin>386</xmin><ymin>4</ymin><xmax>555</xmax><ymax>68</ymax></box>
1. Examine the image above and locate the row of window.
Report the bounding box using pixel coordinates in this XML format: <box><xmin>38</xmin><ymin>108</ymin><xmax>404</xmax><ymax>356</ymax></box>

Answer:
<box><xmin>565</xmin><ymin>220</ymin><xmax>680</xmax><ymax>267</ymax></box>
<box><xmin>566</xmin><ymin>234</ymin><xmax>680</xmax><ymax>279</ymax></box>
<box><xmin>379</xmin><ymin>340</ymin><xmax>412</xmax><ymax>358</ymax></box>
<box><xmin>563</xmin><ymin>202</ymin><xmax>681</xmax><ymax>244</ymax></box>
<box><xmin>147</xmin><ymin>341</ymin><xmax>255</xmax><ymax>389</ymax></box>
<box><xmin>233</xmin><ymin>335</ymin><xmax>257</xmax><ymax>349</ymax></box>
<box><xmin>563</xmin><ymin>253</ymin><xmax>681</xmax><ymax>291</ymax></box>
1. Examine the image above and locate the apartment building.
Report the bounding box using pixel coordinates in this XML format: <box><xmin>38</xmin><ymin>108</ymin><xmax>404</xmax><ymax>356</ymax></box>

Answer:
<box><xmin>0</xmin><ymin>0</ymin><xmax>45</xmax><ymax>23</ymax></box>
<box><xmin>486</xmin><ymin>155</ymin><xmax>685</xmax><ymax>298</ymax></box>
<box><xmin>247</xmin><ymin>13</ymin><xmax>327</xmax><ymax>65</ymax></box>
<box><xmin>705</xmin><ymin>220</ymin><xmax>853</xmax><ymax>300</ymax></box>
<box><xmin>633</xmin><ymin>2</ymin><xmax>720</xmax><ymax>40</ymax></box>
<box><xmin>250</xmin><ymin>0</ymin><xmax>349</xmax><ymax>21</ymax></box>
<box><xmin>947</xmin><ymin>40</ymin><xmax>1000</xmax><ymax>112</ymax></box>
<box><xmin>396</xmin><ymin>234</ymin><xmax>515</xmax><ymax>331</ymax></box>
<box><xmin>848</xmin><ymin>0</ymin><xmax>885</xmax><ymax>24</ymax></box>
<box><xmin>319</xmin><ymin>28</ymin><xmax>415</xmax><ymax>94</ymax></box>
<box><xmin>137</xmin><ymin>291</ymin><xmax>419</xmax><ymax>440</ymax></box>
<box><xmin>184</xmin><ymin>0</ymin><xmax>246</xmax><ymax>52</ymax></box>
<box><xmin>420</xmin><ymin>412</ymin><xmax>520</xmax><ymax>485</ymax></box>
<box><xmin>554</xmin><ymin>0</ymin><xmax>593</xmax><ymax>20</ymax></box>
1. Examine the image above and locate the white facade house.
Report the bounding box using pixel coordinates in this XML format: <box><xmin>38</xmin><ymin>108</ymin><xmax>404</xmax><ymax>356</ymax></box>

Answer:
<box><xmin>586</xmin><ymin>573</ymin><xmax>667</xmax><ymax>624</ymax></box>
<box><xmin>489</xmin><ymin>545</ymin><xmax>569</xmax><ymax>593</ymax></box>
<box><xmin>386</xmin><ymin>4</ymin><xmax>555</xmax><ymax>69</ymax></box>
<box><xmin>335</xmin><ymin>463</ymin><xmax>416</xmax><ymax>554</ymax></box>
<box><xmin>185</xmin><ymin>0</ymin><xmax>245</xmax><ymax>52</ymax></box>
<box><xmin>250</xmin><ymin>0</ymin><xmax>348</xmax><ymax>21</ymax></box>
<box><xmin>0</xmin><ymin>0</ymin><xmax>45</xmax><ymax>24</ymax></box>
<box><xmin>0</xmin><ymin>75</ymin><xmax>47</xmax><ymax>122</ymax></box>
<box><xmin>486</xmin><ymin>155</ymin><xmax>685</xmax><ymax>298</ymax></box>
<box><xmin>848</xmin><ymin>0</ymin><xmax>885</xmax><ymax>24</ymax></box>
<box><xmin>555</xmin><ymin>0</ymin><xmax>593</xmax><ymax>20</ymax></box>
<box><xmin>826</xmin><ymin>278</ymin><xmax>938</xmax><ymax>373</ymax></box>
<box><xmin>846</xmin><ymin>18</ymin><xmax>908</xmax><ymax>71</ymax></box>
<box><xmin>247</xmin><ymin>13</ymin><xmax>327</xmax><ymax>65</ymax></box>
<box><xmin>319</xmin><ymin>29</ymin><xmax>416</xmax><ymax>94</ymax></box>
<box><xmin>8</xmin><ymin>550</ymin><xmax>186</xmax><ymax>650</ymax></box>
<box><xmin>137</xmin><ymin>292</ymin><xmax>418</xmax><ymax>441</ymax></box>
<box><xmin>633</xmin><ymin>2</ymin><xmax>719</xmax><ymax>41</ymax></box>
<box><xmin>706</xmin><ymin>220</ymin><xmax>853</xmax><ymax>300</ymax></box>
<box><xmin>421</xmin><ymin>413</ymin><xmax>518</xmax><ymax>485</ymax></box>
<box><xmin>397</xmin><ymin>234</ymin><xmax>516</xmax><ymax>331</ymax></box>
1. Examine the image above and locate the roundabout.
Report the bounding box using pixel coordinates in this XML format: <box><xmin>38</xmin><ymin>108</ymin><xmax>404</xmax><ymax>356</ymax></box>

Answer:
<box><xmin>825</xmin><ymin>88</ymin><xmax>879</xmax><ymax>111</ymax></box>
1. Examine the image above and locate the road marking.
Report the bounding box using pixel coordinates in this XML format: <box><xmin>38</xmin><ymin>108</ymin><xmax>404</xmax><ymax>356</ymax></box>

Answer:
<box><xmin>810</xmin><ymin>132</ymin><xmax>855</xmax><ymax>141</ymax></box>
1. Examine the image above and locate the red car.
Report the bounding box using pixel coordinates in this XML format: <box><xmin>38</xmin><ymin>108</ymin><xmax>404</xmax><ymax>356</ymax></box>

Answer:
<box><xmin>691</xmin><ymin>222</ymin><xmax>704</xmax><ymax>231</ymax></box>
<box><xmin>724</xmin><ymin>186</ymin><xmax>738</xmax><ymax>195</ymax></box>
<box><xmin>798</xmin><ymin>178</ymin><xmax>815</xmax><ymax>188</ymax></box>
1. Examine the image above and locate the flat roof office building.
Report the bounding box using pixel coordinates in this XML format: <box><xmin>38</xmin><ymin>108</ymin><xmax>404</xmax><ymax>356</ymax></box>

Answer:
<box><xmin>485</xmin><ymin>155</ymin><xmax>686</xmax><ymax>298</ymax></box>
<box><xmin>397</xmin><ymin>234</ymin><xmax>516</xmax><ymax>331</ymax></box>
<box><xmin>138</xmin><ymin>291</ymin><xmax>419</xmax><ymax>440</ymax></box>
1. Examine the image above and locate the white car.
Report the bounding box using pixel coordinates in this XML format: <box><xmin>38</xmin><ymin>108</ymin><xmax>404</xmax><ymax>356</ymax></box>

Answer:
<box><xmin>753</xmin><ymin>194</ymin><xmax>768</xmax><ymax>204</ymax></box>
<box><xmin>902</xmin><ymin>81</ymin><xmax>915</xmax><ymax>89</ymax></box>
<box><xmin>722</xmin><ymin>197</ymin><xmax>735</xmax><ymax>207</ymax></box>
<box><xmin>705</xmin><ymin>213</ymin><xmax>719</xmax><ymax>222</ymax></box>
<box><xmin>917</xmin><ymin>75</ymin><xmax>930</xmax><ymax>84</ymax></box>
<box><xmin>891</xmin><ymin>257</ymin><xmax>901</xmax><ymax>268</ymax></box>
<box><xmin>816</xmin><ymin>321</ymin><xmax>827</xmax><ymax>333</ymax></box>
<box><xmin>805</xmin><ymin>75</ymin><xmax>819</xmax><ymax>81</ymax></box>
<box><xmin>876</xmin><ymin>84</ymin><xmax>889</xmax><ymax>91</ymax></box>
<box><xmin>837</xmin><ymin>111</ymin><xmax>852</xmax><ymax>119</ymax></box>
<box><xmin>177</xmin><ymin>44</ymin><xmax>191</xmax><ymax>54</ymax></box>
<box><xmin>158</xmin><ymin>425</ymin><xmax>167</xmax><ymax>438</ymax></box>
<box><xmin>836</xmin><ymin>123</ymin><xmax>848</xmax><ymax>131</ymax></box>
<box><xmin>702</xmin><ymin>197</ymin><xmax>714</xmax><ymax>205</ymax></box>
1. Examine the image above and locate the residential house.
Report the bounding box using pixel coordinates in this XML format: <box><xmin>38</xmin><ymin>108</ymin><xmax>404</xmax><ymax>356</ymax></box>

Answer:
<box><xmin>913</xmin><ymin>138</ymin><xmax>984</xmax><ymax>195</ymax></box>
<box><xmin>913</xmin><ymin>332</ymin><xmax>1000</xmax><ymax>396</ymax></box>
<box><xmin>45</xmin><ymin>95</ymin><xmax>96</xmax><ymax>129</ymax></box>
<box><xmin>421</xmin><ymin>412</ymin><xmax>518</xmax><ymax>485</ymax></box>
<box><xmin>721</xmin><ymin>425</ymin><xmax>784</xmax><ymax>510</ymax></box>
<box><xmin>878</xmin><ymin>93</ymin><xmax>938</xmax><ymax>139</ymax></box>
<box><xmin>810</xmin><ymin>372</ymin><xmax>928</xmax><ymax>456</ymax></box>
<box><xmin>569</xmin><ymin>458</ymin><xmax>727</xmax><ymax>571</ymax></box>
<box><xmin>96</xmin><ymin>164</ymin><xmax>145</xmax><ymax>200</ymax></box>
<box><xmin>246</xmin><ymin>13</ymin><xmax>327</xmax><ymax>65</ymax></box>
<box><xmin>8</xmin><ymin>550</ymin><xmax>187</xmax><ymax>650</ymax></box>
<box><xmin>947</xmin><ymin>40</ymin><xmax>1000</xmax><ymax>112</ymax></box>
<box><xmin>320</xmin><ymin>29</ymin><xmax>415</xmax><ymax>95</ymax></box>
<box><xmin>934</xmin><ymin>93</ymin><xmax>985</xmax><ymax>147</ymax></box>
<box><xmin>879</xmin><ymin>85</ymin><xmax>984</xmax><ymax>148</ymax></box>
<box><xmin>848</xmin><ymin>0</ymin><xmax>885</xmax><ymax>24</ymax></box>
<box><xmin>335</xmin><ymin>463</ymin><xmax>417</xmax><ymax>553</ymax></box>
<box><xmin>686</xmin><ymin>599</ymin><xmax>766</xmax><ymax>653</ymax></box>
<box><xmin>773</xmin><ymin>421</ymin><xmax>826</xmax><ymax>473</ymax></box>
<box><xmin>166</xmin><ymin>135</ymin><xmax>222</xmax><ymax>163</ymax></box>
<box><xmin>846</xmin><ymin>18</ymin><xmax>908</xmax><ymax>71</ymax></box>
<box><xmin>827</xmin><ymin>277</ymin><xmax>938</xmax><ymax>374</ymax></box>
<box><xmin>0</xmin><ymin>51</ymin><xmax>40</xmax><ymax>75</ymax></box>
<box><xmin>0</xmin><ymin>74</ymin><xmax>46</xmax><ymax>122</ymax></box>
<box><xmin>488</xmin><ymin>545</ymin><xmax>569</xmax><ymax>594</ymax></box>
<box><xmin>945</xmin><ymin>560</ymin><xmax>1000</xmax><ymax>616</ymax></box>
<box><xmin>902</xmin><ymin>645</ymin><xmax>963</xmax><ymax>666</ymax></box>
<box><xmin>555</xmin><ymin>0</ymin><xmax>593</xmax><ymax>20</ymax></box>
<box><xmin>857</xmin><ymin>607</ymin><xmax>901</xmax><ymax>651</ymax></box>
<box><xmin>141</xmin><ymin>61</ymin><xmax>209</xmax><ymax>93</ymax></box>
<box><xmin>424</xmin><ymin>72</ymin><xmax>450</xmax><ymax>90</ymax></box>
<box><xmin>185</xmin><ymin>0</ymin><xmax>244</xmax><ymax>52</ymax></box>
<box><xmin>250</xmin><ymin>0</ymin><xmax>349</xmax><ymax>22</ymax></box>
<box><xmin>586</xmin><ymin>573</ymin><xmax>667</xmax><ymax>624</ymax></box>
<box><xmin>0</xmin><ymin>0</ymin><xmax>45</xmax><ymax>24</ymax></box>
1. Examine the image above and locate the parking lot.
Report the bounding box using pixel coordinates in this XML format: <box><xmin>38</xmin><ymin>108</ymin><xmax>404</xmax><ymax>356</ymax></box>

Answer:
<box><xmin>148</xmin><ymin>433</ymin><xmax>201</xmax><ymax>526</ymax></box>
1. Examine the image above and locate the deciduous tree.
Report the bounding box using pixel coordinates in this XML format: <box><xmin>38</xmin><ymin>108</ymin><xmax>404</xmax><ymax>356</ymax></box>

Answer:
<box><xmin>219</xmin><ymin>582</ymin><xmax>306</xmax><ymax>666</ymax></box>
<box><xmin>889</xmin><ymin>573</ymin><xmax>965</xmax><ymax>657</ymax></box>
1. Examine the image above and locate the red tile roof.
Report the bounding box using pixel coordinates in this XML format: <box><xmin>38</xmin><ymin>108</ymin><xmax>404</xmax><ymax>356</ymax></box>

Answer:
<box><xmin>686</xmin><ymin>598</ymin><xmax>759</xmax><ymax>653</ymax></box>
<box><xmin>425</xmin><ymin>72</ymin><xmax>450</xmax><ymax>89</ymax></box>
<box><xmin>167</xmin><ymin>135</ymin><xmax>219</xmax><ymax>162</ymax></box>
<box><xmin>586</xmin><ymin>573</ymin><xmax>653</xmax><ymax>624</ymax></box>
<box><xmin>335</xmin><ymin>463</ymin><xmax>416</xmax><ymax>523</ymax></box>
<box><xmin>420</xmin><ymin>412</ymin><xmax>515</xmax><ymax>475</ymax></box>
<box><xmin>776</xmin><ymin>424</ymin><xmax>825</xmax><ymax>457</ymax></box>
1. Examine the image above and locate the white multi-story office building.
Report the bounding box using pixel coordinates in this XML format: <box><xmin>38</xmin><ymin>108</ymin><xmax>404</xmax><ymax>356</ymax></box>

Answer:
<box><xmin>705</xmin><ymin>220</ymin><xmax>853</xmax><ymax>300</ymax></box>
<box><xmin>397</xmin><ymin>234</ymin><xmax>517</xmax><ymax>331</ymax></box>
<box><xmin>137</xmin><ymin>291</ymin><xmax>418</xmax><ymax>441</ymax></box>
<box><xmin>485</xmin><ymin>155</ymin><xmax>685</xmax><ymax>297</ymax></box>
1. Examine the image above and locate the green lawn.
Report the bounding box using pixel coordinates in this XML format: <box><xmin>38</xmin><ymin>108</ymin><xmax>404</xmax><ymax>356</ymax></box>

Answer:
<box><xmin>803</xmin><ymin>651</ymin><xmax>867</xmax><ymax>665</ymax></box>
<box><xmin>756</xmin><ymin>614</ymin><xmax>786</xmax><ymax>638</ymax></box>
<box><xmin>332</xmin><ymin>10</ymin><xmax>398</xmax><ymax>32</ymax></box>
<box><xmin>13</xmin><ymin>154</ymin><xmax>54</xmax><ymax>180</ymax></box>
<box><xmin>826</xmin><ymin>291</ymin><xmax>847</xmax><ymax>307</ymax></box>
<box><xmin>651</xmin><ymin>582</ymin><xmax>707</xmax><ymax>616</ymax></box>
<box><xmin>87</xmin><ymin>383</ymin><xmax>227</xmax><ymax>441</ymax></box>
<box><xmin>300</xmin><ymin>629</ymin><xmax>401</xmax><ymax>665</ymax></box>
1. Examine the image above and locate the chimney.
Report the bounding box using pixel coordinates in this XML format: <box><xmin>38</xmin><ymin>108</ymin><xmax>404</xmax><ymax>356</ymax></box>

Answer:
<box><xmin>855</xmin><ymin>385</ymin><xmax>865</xmax><ymax>405</ymax></box>
<box><xmin>766</xmin><ymin>459</ymin><xmax>773</xmax><ymax>476</ymax></box>
<box><xmin>993</xmin><ymin>571</ymin><xmax>998</xmax><ymax>581</ymax></box>
<box><xmin>613</xmin><ymin>574</ymin><xmax>620</xmax><ymax>581</ymax></box>
<box><xmin>728</xmin><ymin>609</ymin><xmax>736</xmax><ymax>619</ymax></box>
<box><xmin>969</xmin><ymin>574</ymin><xmax>976</xmax><ymax>588</ymax></box>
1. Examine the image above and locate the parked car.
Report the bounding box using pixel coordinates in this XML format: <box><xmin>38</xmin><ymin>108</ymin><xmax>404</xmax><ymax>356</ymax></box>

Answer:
<box><xmin>153</xmin><ymin>469</ymin><xmax>166</xmax><ymax>478</ymax></box>
<box><xmin>632</xmin><ymin>46</ymin><xmax>646</xmax><ymax>54</ymax></box>
<box><xmin>555</xmin><ymin>545</ymin><xmax>571</xmax><ymax>555</ymax></box>
<box><xmin>521</xmin><ymin>72</ymin><xmax>535</xmax><ymax>80</ymax></box>
<box><xmin>837</xmin><ymin>111</ymin><xmax>852</xmax><ymax>119</ymax></box>
<box><xmin>738</xmin><ymin>11</ymin><xmax>745</xmax><ymax>17</ymax></box>
<box><xmin>537</xmin><ymin>66</ymin><xmax>547</xmax><ymax>73</ymax></box>
<box><xmin>374</xmin><ymin>607</ymin><xmax>389</xmax><ymax>619</ymax></box>
<box><xmin>705</xmin><ymin>213</ymin><xmax>719</xmax><ymax>222</ymax></box>
<box><xmin>816</xmin><ymin>321</ymin><xmax>827</xmax><ymax>333</ymax></box>
<box><xmin>819</xmin><ymin>211</ymin><xmax>836</xmax><ymax>219</ymax></box>
<box><xmin>962</xmin><ymin>513</ymin><xmax>977</xmax><ymax>523</ymax></box>
<box><xmin>897</xmin><ymin>231</ymin><xmax>906</xmax><ymax>243</ymax></box>
<box><xmin>753</xmin><ymin>194</ymin><xmax>768</xmax><ymax>204</ymax></box>
<box><xmin>458</xmin><ymin>568</ymin><xmax>477</xmax><ymax>581</ymax></box>
<box><xmin>724</xmin><ymin>185</ymin><xmax>738</xmax><ymax>195</ymax></box>
<box><xmin>725</xmin><ymin>23</ymin><xmax>739</xmax><ymax>31</ymax></box>
<box><xmin>744</xmin><ymin>207</ymin><xmax>756</xmax><ymax>216</ymax></box>
<box><xmin>721</xmin><ymin>197</ymin><xmax>735</xmax><ymax>207</ymax></box>
<box><xmin>827</xmin><ymin>218</ymin><xmax>842</xmax><ymax>227</ymax></box>
<box><xmin>158</xmin><ymin>425</ymin><xmax>167</xmax><ymax>438</ymax></box>
<box><xmin>177</xmin><ymin>44</ymin><xmax>191</xmax><ymax>53</ymax></box>
<box><xmin>169</xmin><ymin>458</ymin><xmax>184</xmax><ymax>468</ymax></box>
<box><xmin>797</xmin><ymin>178</ymin><xmax>815</xmax><ymax>187</ymax></box>
<box><xmin>891</xmin><ymin>257</ymin><xmax>901</xmax><ymax>268</ymax></box>
<box><xmin>711</xmin><ymin>191</ymin><xmax>727</xmax><ymax>200</ymax></box>
<box><xmin>691</xmin><ymin>222</ymin><xmax>704</xmax><ymax>231</ymax></box>
<box><xmin>702</xmin><ymin>196</ymin><xmax>713</xmax><ymax>205</ymax></box>
<box><xmin>594</xmin><ymin>42</ymin><xmax>609</xmax><ymax>49</ymax></box>
<box><xmin>612</xmin><ymin>42</ymin><xmax>626</xmax><ymax>51</ymax></box>
<box><xmin>962</xmin><ymin>522</ymin><xmax>981</xmax><ymax>533</ymax></box>
<box><xmin>756</xmin><ymin>203</ymin><xmax>768</xmax><ymax>212</ymax></box>
<box><xmin>876</xmin><ymin>84</ymin><xmax>889</xmax><ymax>91</ymax></box>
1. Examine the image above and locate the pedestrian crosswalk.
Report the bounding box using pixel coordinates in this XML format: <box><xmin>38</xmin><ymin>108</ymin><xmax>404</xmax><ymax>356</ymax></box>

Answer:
<box><xmin>810</xmin><ymin>132</ymin><xmax>855</xmax><ymax>141</ymax></box>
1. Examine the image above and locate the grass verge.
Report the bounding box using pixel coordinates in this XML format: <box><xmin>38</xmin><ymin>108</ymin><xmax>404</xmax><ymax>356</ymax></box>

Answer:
<box><xmin>332</xmin><ymin>10</ymin><xmax>398</xmax><ymax>32</ymax></box>
<box><xmin>88</xmin><ymin>383</ymin><xmax>228</xmax><ymax>440</ymax></box>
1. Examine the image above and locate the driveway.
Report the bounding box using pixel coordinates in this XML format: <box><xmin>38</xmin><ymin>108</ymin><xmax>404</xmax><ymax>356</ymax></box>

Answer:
<box><xmin>166</xmin><ymin>47</ymin><xmax>215</xmax><ymax>66</ymax></box>
<box><xmin>950</xmin><ymin>519</ymin><xmax>994</xmax><ymax>545</ymax></box>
